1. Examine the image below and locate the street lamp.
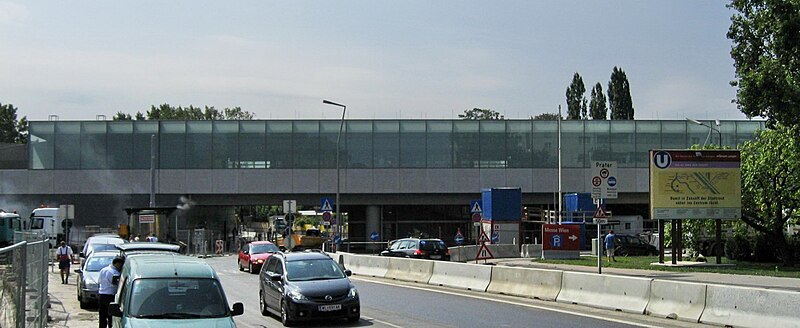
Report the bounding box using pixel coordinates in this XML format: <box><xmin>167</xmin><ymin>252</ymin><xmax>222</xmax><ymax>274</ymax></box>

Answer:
<box><xmin>686</xmin><ymin>118</ymin><xmax>722</xmax><ymax>147</ymax></box>
<box><xmin>323</xmin><ymin>99</ymin><xmax>346</xmax><ymax>249</ymax></box>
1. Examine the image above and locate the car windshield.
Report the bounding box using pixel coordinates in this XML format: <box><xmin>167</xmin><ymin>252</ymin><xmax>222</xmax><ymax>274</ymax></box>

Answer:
<box><xmin>85</xmin><ymin>255</ymin><xmax>115</xmax><ymax>272</ymax></box>
<box><xmin>88</xmin><ymin>243</ymin><xmax>118</xmax><ymax>254</ymax></box>
<box><xmin>129</xmin><ymin>278</ymin><xmax>228</xmax><ymax>318</ymax></box>
<box><xmin>250</xmin><ymin>243</ymin><xmax>280</xmax><ymax>254</ymax></box>
<box><xmin>419</xmin><ymin>240</ymin><xmax>446</xmax><ymax>251</ymax></box>
<box><xmin>286</xmin><ymin>258</ymin><xmax>346</xmax><ymax>282</ymax></box>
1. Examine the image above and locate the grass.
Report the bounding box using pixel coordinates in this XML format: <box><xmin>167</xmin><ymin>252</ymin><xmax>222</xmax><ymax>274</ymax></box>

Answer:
<box><xmin>536</xmin><ymin>255</ymin><xmax>800</xmax><ymax>278</ymax></box>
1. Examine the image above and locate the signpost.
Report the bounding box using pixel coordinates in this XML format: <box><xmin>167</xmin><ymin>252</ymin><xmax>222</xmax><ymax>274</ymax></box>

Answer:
<box><xmin>541</xmin><ymin>224</ymin><xmax>580</xmax><ymax>259</ymax></box>
<box><xmin>593</xmin><ymin>205</ymin><xmax>607</xmax><ymax>274</ymax></box>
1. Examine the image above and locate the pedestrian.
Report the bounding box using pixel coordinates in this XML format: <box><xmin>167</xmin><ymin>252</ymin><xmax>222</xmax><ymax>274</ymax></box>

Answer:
<box><xmin>604</xmin><ymin>230</ymin><xmax>617</xmax><ymax>262</ymax></box>
<box><xmin>134</xmin><ymin>234</ymin><xmax>141</xmax><ymax>242</ymax></box>
<box><xmin>98</xmin><ymin>256</ymin><xmax>124</xmax><ymax>328</ymax></box>
<box><xmin>56</xmin><ymin>241</ymin><xmax>74</xmax><ymax>284</ymax></box>
<box><xmin>148</xmin><ymin>233</ymin><xmax>158</xmax><ymax>243</ymax></box>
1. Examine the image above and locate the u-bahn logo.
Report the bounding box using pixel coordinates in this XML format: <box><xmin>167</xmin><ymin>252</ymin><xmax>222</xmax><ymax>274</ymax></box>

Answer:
<box><xmin>653</xmin><ymin>151</ymin><xmax>672</xmax><ymax>169</ymax></box>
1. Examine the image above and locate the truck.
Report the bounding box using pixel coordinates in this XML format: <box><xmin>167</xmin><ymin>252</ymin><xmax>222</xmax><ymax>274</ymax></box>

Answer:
<box><xmin>0</xmin><ymin>211</ymin><xmax>23</xmax><ymax>247</ymax></box>
<box><xmin>29</xmin><ymin>207</ymin><xmax>73</xmax><ymax>248</ymax></box>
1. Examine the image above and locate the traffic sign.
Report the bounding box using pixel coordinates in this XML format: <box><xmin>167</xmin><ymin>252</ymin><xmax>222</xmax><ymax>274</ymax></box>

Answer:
<box><xmin>455</xmin><ymin>233</ymin><xmax>464</xmax><ymax>245</ymax></box>
<box><xmin>607</xmin><ymin>176</ymin><xmax>617</xmax><ymax>187</ymax></box>
<box><xmin>491</xmin><ymin>231</ymin><xmax>499</xmax><ymax>244</ymax></box>
<box><xmin>475</xmin><ymin>243</ymin><xmax>494</xmax><ymax>261</ymax></box>
<box><xmin>591</xmin><ymin>161</ymin><xmax>618</xmax><ymax>199</ymax></box>
<box><xmin>320</xmin><ymin>198</ymin><xmax>334</xmax><ymax>212</ymax></box>
<box><xmin>592</xmin><ymin>176</ymin><xmax>602</xmax><ymax>187</ymax></box>
<box><xmin>593</xmin><ymin>206</ymin><xmax>607</xmax><ymax>219</ymax></box>
<box><xmin>370</xmin><ymin>231</ymin><xmax>380</xmax><ymax>241</ymax></box>
<box><xmin>470</xmin><ymin>200</ymin><xmax>483</xmax><ymax>213</ymax></box>
<box><xmin>283</xmin><ymin>200</ymin><xmax>297</xmax><ymax>214</ymax></box>
<box><xmin>322</xmin><ymin>211</ymin><xmax>332</xmax><ymax>221</ymax></box>
<box><xmin>333</xmin><ymin>235</ymin><xmax>341</xmax><ymax>244</ymax></box>
<box><xmin>471</xmin><ymin>213</ymin><xmax>482</xmax><ymax>222</ymax></box>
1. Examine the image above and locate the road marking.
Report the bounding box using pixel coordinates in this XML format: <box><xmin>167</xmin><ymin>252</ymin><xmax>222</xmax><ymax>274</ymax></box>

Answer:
<box><xmin>362</xmin><ymin>315</ymin><xmax>405</xmax><ymax>328</ymax></box>
<box><xmin>352</xmin><ymin>277</ymin><xmax>660</xmax><ymax>328</ymax></box>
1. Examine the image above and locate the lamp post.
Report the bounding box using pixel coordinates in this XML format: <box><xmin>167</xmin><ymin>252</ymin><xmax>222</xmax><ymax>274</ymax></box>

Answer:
<box><xmin>323</xmin><ymin>99</ymin><xmax>346</xmax><ymax>250</ymax></box>
<box><xmin>686</xmin><ymin>118</ymin><xmax>722</xmax><ymax>147</ymax></box>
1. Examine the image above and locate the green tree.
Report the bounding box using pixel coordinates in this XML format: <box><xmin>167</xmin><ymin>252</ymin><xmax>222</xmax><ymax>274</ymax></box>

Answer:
<box><xmin>0</xmin><ymin>102</ymin><xmax>28</xmax><ymax>143</ymax></box>
<box><xmin>740</xmin><ymin>124</ymin><xmax>800</xmax><ymax>266</ymax></box>
<box><xmin>113</xmin><ymin>112</ymin><xmax>132</xmax><ymax>120</ymax></box>
<box><xmin>589</xmin><ymin>82</ymin><xmax>608</xmax><ymax>120</ymax></box>
<box><xmin>458</xmin><ymin>108</ymin><xmax>504</xmax><ymax>120</ymax></box>
<box><xmin>607</xmin><ymin>66</ymin><xmax>634</xmax><ymax>120</ymax></box>
<box><xmin>532</xmin><ymin>112</ymin><xmax>562</xmax><ymax>120</ymax></box>
<box><xmin>728</xmin><ymin>0</ymin><xmax>800</xmax><ymax>127</ymax></box>
<box><xmin>123</xmin><ymin>104</ymin><xmax>255</xmax><ymax>120</ymax></box>
<box><xmin>565</xmin><ymin>72</ymin><xmax>587</xmax><ymax>120</ymax></box>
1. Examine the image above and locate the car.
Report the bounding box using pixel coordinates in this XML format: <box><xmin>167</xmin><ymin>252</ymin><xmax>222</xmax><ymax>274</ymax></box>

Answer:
<box><xmin>115</xmin><ymin>242</ymin><xmax>181</xmax><ymax>258</ymax></box>
<box><xmin>258</xmin><ymin>251</ymin><xmax>360</xmax><ymax>326</ymax></box>
<box><xmin>603</xmin><ymin>234</ymin><xmax>658</xmax><ymax>256</ymax></box>
<box><xmin>74</xmin><ymin>250</ymin><xmax>119</xmax><ymax>309</ymax></box>
<box><xmin>80</xmin><ymin>234</ymin><xmax>126</xmax><ymax>259</ymax></box>
<box><xmin>239</xmin><ymin>241</ymin><xmax>280</xmax><ymax>274</ymax></box>
<box><xmin>379</xmin><ymin>238</ymin><xmax>450</xmax><ymax>260</ymax></box>
<box><xmin>108</xmin><ymin>253</ymin><xmax>244</xmax><ymax>327</ymax></box>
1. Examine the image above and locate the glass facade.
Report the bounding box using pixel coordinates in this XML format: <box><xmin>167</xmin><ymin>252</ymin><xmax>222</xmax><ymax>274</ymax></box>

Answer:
<box><xmin>28</xmin><ymin>120</ymin><xmax>766</xmax><ymax>170</ymax></box>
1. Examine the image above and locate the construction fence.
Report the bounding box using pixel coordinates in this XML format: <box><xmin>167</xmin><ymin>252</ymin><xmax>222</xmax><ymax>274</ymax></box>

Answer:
<box><xmin>0</xmin><ymin>232</ymin><xmax>49</xmax><ymax>328</ymax></box>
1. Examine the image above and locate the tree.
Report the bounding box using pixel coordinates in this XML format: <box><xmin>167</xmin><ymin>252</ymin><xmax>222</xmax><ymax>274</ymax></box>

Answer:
<box><xmin>565</xmin><ymin>72</ymin><xmax>587</xmax><ymax>120</ymax></box>
<box><xmin>119</xmin><ymin>104</ymin><xmax>255</xmax><ymax>120</ymax></box>
<box><xmin>113</xmin><ymin>112</ymin><xmax>132</xmax><ymax>121</ymax></box>
<box><xmin>740</xmin><ymin>124</ymin><xmax>800</xmax><ymax>266</ymax></box>
<box><xmin>532</xmin><ymin>112</ymin><xmax>562</xmax><ymax>120</ymax></box>
<box><xmin>589</xmin><ymin>83</ymin><xmax>608</xmax><ymax>120</ymax></box>
<box><xmin>0</xmin><ymin>102</ymin><xmax>28</xmax><ymax>143</ymax></box>
<box><xmin>607</xmin><ymin>66</ymin><xmax>634</xmax><ymax>120</ymax></box>
<box><xmin>458</xmin><ymin>108</ymin><xmax>504</xmax><ymax>120</ymax></box>
<box><xmin>728</xmin><ymin>0</ymin><xmax>800</xmax><ymax>127</ymax></box>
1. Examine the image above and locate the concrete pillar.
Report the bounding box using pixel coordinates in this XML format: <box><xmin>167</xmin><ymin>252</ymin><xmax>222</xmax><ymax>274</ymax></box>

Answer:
<box><xmin>366</xmin><ymin>205</ymin><xmax>381</xmax><ymax>252</ymax></box>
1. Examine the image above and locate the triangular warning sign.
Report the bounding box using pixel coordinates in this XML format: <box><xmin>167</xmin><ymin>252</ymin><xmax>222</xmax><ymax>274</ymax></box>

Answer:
<box><xmin>479</xmin><ymin>230</ymin><xmax>491</xmax><ymax>243</ymax></box>
<box><xmin>471</xmin><ymin>202</ymin><xmax>482</xmax><ymax>213</ymax></box>
<box><xmin>593</xmin><ymin>206</ymin><xmax>606</xmax><ymax>219</ymax></box>
<box><xmin>321</xmin><ymin>199</ymin><xmax>333</xmax><ymax>212</ymax></box>
<box><xmin>475</xmin><ymin>243</ymin><xmax>495</xmax><ymax>261</ymax></box>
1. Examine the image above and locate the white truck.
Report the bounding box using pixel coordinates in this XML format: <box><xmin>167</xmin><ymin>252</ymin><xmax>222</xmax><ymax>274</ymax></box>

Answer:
<box><xmin>29</xmin><ymin>207</ymin><xmax>74</xmax><ymax>248</ymax></box>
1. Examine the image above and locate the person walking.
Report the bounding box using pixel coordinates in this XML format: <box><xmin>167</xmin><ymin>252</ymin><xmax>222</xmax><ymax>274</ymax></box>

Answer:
<box><xmin>604</xmin><ymin>230</ymin><xmax>617</xmax><ymax>262</ymax></box>
<box><xmin>98</xmin><ymin>256</ymin><xmax>124</xmax><ymax>328</ymax></box>
<box><xmin>56</xmin><ymin>241</ymin><xmax>74</xmax><ymax>284</ymax></box>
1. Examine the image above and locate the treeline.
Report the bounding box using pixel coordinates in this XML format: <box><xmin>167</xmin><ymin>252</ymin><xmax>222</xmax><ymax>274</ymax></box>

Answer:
<box><xmin>114</xmin><ymin>104</ymin><xmax>255</xmax><ymax>121</ymax></box>
<box><xmin>565</xmin><ymin>66</ymin><xmax>634</xmax><ymax>120</ymax></box>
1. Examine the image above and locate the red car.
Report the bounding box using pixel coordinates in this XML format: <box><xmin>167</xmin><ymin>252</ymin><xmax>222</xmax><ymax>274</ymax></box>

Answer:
<box><xmin>238</xmin><ymin>241</ymin><xmax>280</xmax><ymax>273</ymax></box>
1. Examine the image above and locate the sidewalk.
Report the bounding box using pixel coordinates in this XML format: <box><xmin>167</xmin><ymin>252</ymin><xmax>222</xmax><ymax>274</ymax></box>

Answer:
<box><xmin>489</xmin><ymin>257</ymin><xmax>800</xmax><ymax>292</ymax></box>
<box><xmin>47</xmin><ymin>268</ymin><xmax>96</xmax><ymax>328</ymax></box>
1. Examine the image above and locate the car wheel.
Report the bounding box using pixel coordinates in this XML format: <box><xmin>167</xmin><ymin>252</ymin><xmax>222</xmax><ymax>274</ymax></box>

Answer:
<box><xmin>79</xmin><ymin>299</ymin><xmax>89</xmax><ymax>310</ymax></box>
<box><xmin>259</xmin><ymin>290</ymin><xmax>269</xmax><ymax>316</ymax></box>
<box><xmin>281</xmin><ymin>300</ymin><xmax>294</xmax><ymax>326</ymax></box>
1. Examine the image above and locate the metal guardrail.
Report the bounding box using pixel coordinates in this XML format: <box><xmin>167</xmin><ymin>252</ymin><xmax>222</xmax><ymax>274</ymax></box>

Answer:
<box><xmin>0</xmin><ymin>232</ymin><xmax>49</xmax><ymax>328</ymax></box>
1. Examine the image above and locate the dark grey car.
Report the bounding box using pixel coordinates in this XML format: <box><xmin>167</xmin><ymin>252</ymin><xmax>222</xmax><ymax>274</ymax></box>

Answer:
<box><xmin>75</xmin><ymin>250</ymin><xmax>118</xmax><ymax>309</ymax></box>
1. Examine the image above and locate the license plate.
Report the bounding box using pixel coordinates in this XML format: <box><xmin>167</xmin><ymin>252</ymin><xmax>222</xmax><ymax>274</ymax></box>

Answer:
<box><xmin>318</xmin><ymin>304</ymin><xmax>342</xmax><ymax>312</ymax></box>
<box><xmin>430</xmin><ymin>255</ymin><xmax>441</xmax><ymax>259</ymax></box>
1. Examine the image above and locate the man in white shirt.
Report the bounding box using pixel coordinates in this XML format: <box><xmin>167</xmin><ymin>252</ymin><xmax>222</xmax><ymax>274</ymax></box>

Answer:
<box><xmin>56</xmin><ymin>241</ymin><xmax>74</xmax><ymax>284</ymax></box>
<box><xmin>98</xmin><ymin>256</ymin><xmax>124</xmax><ymax>328</ymax></box>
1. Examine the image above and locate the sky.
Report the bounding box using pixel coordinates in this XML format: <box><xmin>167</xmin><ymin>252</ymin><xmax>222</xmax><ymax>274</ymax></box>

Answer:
<box><xmin>0</xmin><ymin>1</ymin><xmax>748</xmax><ymax>121</ymax></box>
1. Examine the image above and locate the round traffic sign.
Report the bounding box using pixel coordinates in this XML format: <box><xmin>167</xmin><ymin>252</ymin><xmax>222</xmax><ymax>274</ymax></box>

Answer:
<box><xmin>592</xmin><ymin>176</ymin><xmax>602</xmax><ymax>187</ymax></box>
<box><xmin>600</xmin><ymin>168</ymin><xmax>610</xmax><ymax>178</ymax></box>
<box><xmin>455</xmin><ymin>233</ymin><xmax>464</xmax><ymax>245</ymax></box>
<box><xmin>333</xmin><ymin>235</ymin><xmax>342</xmax><ymax>244</ymax></box>
<box><xmin>607</xmin><ymin>176</ymin><xmax>617</xmax><ymax>187</ymax></box>
<box><xmin>370</xmin><ymin>231</ymin><xmax>380</xmax><ymax>241</ymax></box>
<box><xmin>322</xmin><ymin>211</ymin><xmax>332</xmax><ymax>220</ymax></box>
<box><xmin>471</xmin><ymin>213</ymin><xmax>482</xmax><ymax>222</ymax></box>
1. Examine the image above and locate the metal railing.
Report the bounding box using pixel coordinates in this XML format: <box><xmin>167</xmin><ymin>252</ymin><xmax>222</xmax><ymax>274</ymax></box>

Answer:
<box><xmin>0</xmin><ymin>232</ymin><xmax>49</xmax><ymax>328</ymax></box>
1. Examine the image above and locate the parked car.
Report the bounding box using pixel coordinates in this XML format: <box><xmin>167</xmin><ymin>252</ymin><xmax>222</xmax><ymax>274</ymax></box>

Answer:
<box><xmin>258</xmin><ymin>251</ymin><xmax>360</xmax><ymax>326</ymax></box>
<box><xmin>75</xmin><ymin>250</ymin><xmax>118</xmax><ymax>309</ymax></box>
<box><xmin>108</xmin><ymin>253</ymin><xmax>244</xmax><ymax>327</ymax></box>
<box><xmin>115</xmin><ymin>242</ymin><xmax>181</xmax><ymax>258</ymax></box>
<box><xmin>238</xmin><ymin>241</ymin><xmax>280</xmax><ymax>274</ymax></box>
<box><xmin>80</xmin><ymin>234</ymin><xmax>126</xmax><ymax>259</ymax></box>
<box><xmin>603</xmin><ymin>234</ymin><xmax>658</xmax><ymax>256</ymax></box>
<box><xmin>379</xmin><ymin>238</ymin><xmax>450</xmax><ymax>261</ymax></box>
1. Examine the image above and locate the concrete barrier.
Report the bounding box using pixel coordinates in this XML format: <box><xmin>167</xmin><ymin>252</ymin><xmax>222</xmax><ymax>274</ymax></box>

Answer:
<box><xmin>428</xmin><ymin>261</ymin><xmax>492</xmax><ymax>291</ymax></box>
<box><xmin>520</xmin><ymin>244</ymin><xmax>542</xmax><ymax>258</ymax></box>
<box><xmin>385</xmin><ymin>257</ymin><xmax>434</xmax><ymax>283</ymax></box>
<box><xmin>341</xmin><ymin>253</ymin><xmax>390</xmax><ymax>278</ymax></box>
<box><xmin>488</xmin><ymin>244</ymin><xmax>520</xmax><ymax>258</ymax></box>
<box><xmin>556</xmin><ymin>271</ymin><xmax>652</xmax><ymax>314</ymax></box>
<box><xmin>700</xmin><ymin>284</ymin><xmax>800</xmax><ymax>328</ymax></box>
<box><xmin>448</xmin><ymin>244</ymin><xmax>520</xmax><ymax>262</ymax></box>
<box><xmin>487</xmin><ymin>266</ymin><xmax>563</xmax><ymax>301</ymax></box>
<box><xmin>646</xmin><ymin>280</ymin><xmax>706</xmax><ymax>322</ymax></box>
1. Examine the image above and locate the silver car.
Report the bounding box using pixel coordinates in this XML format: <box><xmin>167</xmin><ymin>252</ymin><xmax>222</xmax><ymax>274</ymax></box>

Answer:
<box><xmin>75</xmin><ymin>250</ymin><xmax>119</xmax><ymax>309</ymax></box>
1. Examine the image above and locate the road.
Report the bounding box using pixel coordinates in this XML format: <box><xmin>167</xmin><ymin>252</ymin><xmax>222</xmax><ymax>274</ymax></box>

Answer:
<box><xmin>208</xmin><ymin>255</ymin><xmax>705</xmax><ymax>328</ymax></box>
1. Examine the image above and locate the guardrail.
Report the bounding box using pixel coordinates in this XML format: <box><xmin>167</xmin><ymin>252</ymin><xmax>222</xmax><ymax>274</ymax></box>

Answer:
<box><xmin>337</xmin><ymin>252</ymin><xmax>800</xmax><ymax>328</ymax></box>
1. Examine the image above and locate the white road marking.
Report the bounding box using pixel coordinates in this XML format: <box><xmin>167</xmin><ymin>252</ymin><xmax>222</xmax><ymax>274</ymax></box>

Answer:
<box><xmin>362</xmin><ymin>315</ymin><xmax>405</xmax><ymax>328</ymax></box>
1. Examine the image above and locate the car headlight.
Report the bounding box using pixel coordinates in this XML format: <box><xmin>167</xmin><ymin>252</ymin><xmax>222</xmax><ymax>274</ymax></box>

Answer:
<box><xmin>287</xmin><ymin>289</ymin><xmax>309</xmax><ymax>301</ymax></box>
<box><xmin>348</xmin><ymin>287</ymin><xmax>358</xmax><ymax>298</ymax></box>
<box><xmin>85</xmin><ymin>282</ymin><xmax>98</xmax><ymax>290</ymax></box>
<box><xmin>256</xmin><ymin>259</ymin><xmax>264</xmax><ymax>264</ymax></box>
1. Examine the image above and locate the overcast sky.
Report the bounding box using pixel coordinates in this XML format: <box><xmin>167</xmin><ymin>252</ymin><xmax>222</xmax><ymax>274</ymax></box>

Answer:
<box><xmin>1</xmin><ymin>1</ymin><xmax>747</xmax><ymax>121</ymax></box>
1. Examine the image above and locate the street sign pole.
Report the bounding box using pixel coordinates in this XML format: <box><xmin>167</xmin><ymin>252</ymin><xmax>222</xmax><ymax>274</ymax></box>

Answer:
<box><xmin>597</xmin><ymin>212</ymin><xmax>602</xmax><ymax>274</ymax></box>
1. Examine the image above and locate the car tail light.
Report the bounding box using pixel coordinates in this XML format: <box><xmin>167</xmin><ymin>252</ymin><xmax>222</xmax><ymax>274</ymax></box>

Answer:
<box><xmin>414</xmin><ymin>249</ymin><xmax>423</xmax><ymax>255</ymax></box>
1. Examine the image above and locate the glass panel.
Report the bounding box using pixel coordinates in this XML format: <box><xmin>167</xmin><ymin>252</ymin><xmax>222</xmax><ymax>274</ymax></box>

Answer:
<box><xmin>635</xmin><ymin>121</ymin><xmax>660</xmax><ymax>167</ymax></box>
<box><xmin>54</xmin><ymin>122</ymin><xmax>81</xmax><ymax>169</ymax></box>
<box><xmin>736</xmin><ymin>121</ymin><xmax>762</xmax><ymax>147</ymax></box>
<box><xmin>293</xmin><ymin>121</ymin><xmax>319</xmax><ymax>169</ymax></box>
<box><xmin>718</xmin><ymin>121</ymin><xmax>736</xmax><ymax>148</ymax></box>
<box><xmin>561</xmin><ymin>121</ymin><xmax>584</xmax><ymax>168</ymax></box>
<box><xmin>584</xmin><ymin>120</ymin><xmax>610</xmax><ymax>167</ymax></box>
<box><xmin>29</xmin><ymin>122</ymin><xmax>54</xmax><ymax>169</ymax></box>
<box><xmin>506</xmin><ymin>121</ymin><xmax>532</xmax><ymax>168</ymax></box>
<box><xmin>132</xmin><ymin>122</ymin><xmax>159</xmax><ymax>169</ymax></box>
<box><xmin>609</xmin><ymin>121</ymin><xmax>635</xmax><ymax>168</ymax></box>
<box><xmin>373</xmin><ymin>121</ymin><xmax>399</xmax><ymax>168</ymax></box>
<box><xmin>453</xmin><ymin>121</ymin><xmax>479</xmax><ymax>168</ymax></box>
<box><xmin>81</xmin><ymin>122</ymin><xmax>107</xmax><ymax>169</ymax></box>
<box><xmin>400</xmin><ymin>121</ymin><xmax>426</xmax><ymax>168</ymax></box>
<box><xmin>687</xmin><ymin>120</ymin><xmax>716</xmax><ymax>148</ymax></box>
<box><xmin>239</xmin><ymin>121</ymin><xmax>266</xmax><ymax>168</ymax></box>
<box><xmin>319</xmin><ymin>121</ymin><xmax>340</xmax><ymax>169</ymax></box>
<box><xmin>532</xmin><ymin>121</ymin><xmax>557</xmax><ymax>168</ymax></box>
<box><xmin>480</xmin><ymin>121</ymin><xmax>506</xmax><ymax>168</ymax></box>
<box><xmin>345</xmin><ymin>121</ymin><xmax>372</xmax><ymax>168</ymax></box>
<box><xmin>213</xmin><ymin>121</ymin><xmax>239</xmax><ymax>169</ymax></box>
<box><xmin>107</xmin><ymin>122</ymin><xmax>133</xmax><ymax>169</ymax></box>
<box><xmin>660</xmin><ymin>121</ymin><xmax>687</xmax><ymax>150</ymax></box>
<box><xmin>267</xmin><ymin>121</ymin><xmax>292</xmax><ymax>168</ymax></box>
<box><xmin>426</xmin><ymin>121</ymin><xmax>452</xmax><ymax>168</ymax></box>
<box><xmin>159</xmin><ymin>122</ymin><xmax>185</xmax><ymax>169</ymax></box>
<box><xmin>186</xmin><ymin>121</ymin><xmax>212</xmax><ymax>169</ymax></box>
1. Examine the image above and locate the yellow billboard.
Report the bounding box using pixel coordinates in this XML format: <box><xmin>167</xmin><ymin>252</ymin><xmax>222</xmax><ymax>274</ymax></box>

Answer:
<box><xmin>649</xmin><ymin>150</ymin><xmax>741</xmax><ymax>220</ymax></box>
